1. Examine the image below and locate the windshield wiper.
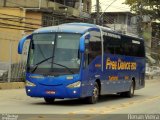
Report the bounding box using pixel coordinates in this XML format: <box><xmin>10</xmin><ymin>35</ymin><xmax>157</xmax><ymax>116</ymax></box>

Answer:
<box><xmin>31</xmin><ymin>56</ymin><xmax>75</xmax><ymax>74</ymax></box>
<box><xmin>31</xmin><ymin>56</ymin><xmax>53</xmax><ymax>73</ymax></box>
<box><xmin>52</xmin><ymin>62</ymin><xmax>75</xmax><ymax>74</ymax></box>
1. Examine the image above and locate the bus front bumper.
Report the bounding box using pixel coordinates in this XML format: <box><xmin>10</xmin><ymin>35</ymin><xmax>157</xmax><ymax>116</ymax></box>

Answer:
<box><xmin>25</xmin><ymin>84</ymin><xmax>81</xmax><ymax>99</ymax></box>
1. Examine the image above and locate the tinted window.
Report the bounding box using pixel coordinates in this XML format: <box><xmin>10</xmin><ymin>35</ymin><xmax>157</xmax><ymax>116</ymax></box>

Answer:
<box><xmin>89</xmin><ymin>31</ymin><xmax>101</xmax><ymax>63</ymax></box>
<box><xmin>132</xmin><ymin>41</ymin><xmax>145</xmax><ymax>57</ymax></box>
<box><xmin>103</xmin><ymin>35</ymin><xmax>122</xmax><ymax>55</ymax></box>
<box><xmin>103</xmin><ymin>33</ymin><xmax>145</xmax><ymax>57</ymax></box>
<box><xmin>121</xmin><ymin>38</ymin><xmax>132</xmax><ymax>56</ymax></box>
<box><xmin>121</xmin><ymin>36</ymin><xmax>145</xmax><ymax>57</ymax></box>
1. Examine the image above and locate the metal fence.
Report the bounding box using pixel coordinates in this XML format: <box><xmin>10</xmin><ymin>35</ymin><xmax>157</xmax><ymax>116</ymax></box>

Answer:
<box><xmin>0</xmin><ymin>32</ymin><xmax>29</xmax><ymax>83</ymax></box>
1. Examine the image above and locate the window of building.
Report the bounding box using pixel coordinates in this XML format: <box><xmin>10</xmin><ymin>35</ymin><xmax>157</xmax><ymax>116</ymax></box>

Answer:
<box><xmin>66</xmin><ymin>0</ymin><xmax>76</xmax><ymax>7</ymax></box>
<box><xmin>42</xmin><ymin>14</ymin><xmax>64</xmax><ymax>26</ymax></box>
<box><xmin>86</xmin><ymin>1</ymin><xmax>90</xmax><ymax>13</ymax></box>
<box><xmin>104</xmin><ymin>15</ymin><xmax>116</xmax><ymax>24</ymax></box>
<box><xmin>42</xmin><ymin>14</ymin><xmax>54</xmax><ymax>27</ymax></box>
<box><xmin>55</xmin><ymin>0</ymin><xmax>64</xmax><ymax>5</ymax></box>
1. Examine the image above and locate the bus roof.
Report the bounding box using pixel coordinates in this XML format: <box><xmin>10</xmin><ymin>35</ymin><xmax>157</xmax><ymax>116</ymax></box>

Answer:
<box><xmin>33</xmin><ymin>22</ymin><xmax>143</xmax><ymax>40</ymax></box>
<box><xmin>33</xmin><ymin>23</ymin><xmax>100</xmax><ymax>34</ymax></box>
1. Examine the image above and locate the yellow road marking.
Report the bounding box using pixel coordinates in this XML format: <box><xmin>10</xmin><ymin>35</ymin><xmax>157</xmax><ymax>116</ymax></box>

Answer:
<box><xmin>68</xmin><ymin>95</ymin><xmax>160</xmax><ymax>114</ymax></box>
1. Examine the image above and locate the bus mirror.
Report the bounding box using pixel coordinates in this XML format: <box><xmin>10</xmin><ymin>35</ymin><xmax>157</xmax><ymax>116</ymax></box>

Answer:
<box><xmin>85</xmin><ymin>34</ymin><xmax>91</xmax><ymax>39</ymax></box>
<box><xmin>80</xmin><ymin>36</ymin><xmax>85</xmax><ymax>53</ymax></box>
<box><xmin>80</xmin><ymin>33</ymin><xmax>90</xmax><ymax>53</ymax></box>
<box><xmin>18</xmin><ymin>34</ymin><xmax>32</xmax><ymax>54</ymax></box>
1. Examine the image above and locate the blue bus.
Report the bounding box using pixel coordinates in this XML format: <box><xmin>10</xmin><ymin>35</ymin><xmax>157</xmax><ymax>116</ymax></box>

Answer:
<box><xmin>18</xmin><ymin>23</ymin><xmax>145</xmax><ymax>104</ymax></box>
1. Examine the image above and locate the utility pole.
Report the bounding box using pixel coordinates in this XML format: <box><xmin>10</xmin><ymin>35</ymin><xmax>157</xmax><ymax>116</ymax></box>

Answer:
<box><xmin>64</xmin><ymin>0</ymin><xmax>66</xmax><ymax>6</ymax></box>
<box><xmin>3</xmin><ymin>0</ymin><xmax>7</xmax><ymax>7</ymax></box>
<box><xmin>96</xmin><ymin>0</ymin><xmax>100</xmax><ymax>25</ymax></box>
<box><xmin>138</xmin><ymin>0</ymin><xmax>143</xmax><ymax>37</ymax></box>
<box><xmin>79</xmin><ymin>0</ymin><xmax>82</xmax><ymax>17</ymax></box>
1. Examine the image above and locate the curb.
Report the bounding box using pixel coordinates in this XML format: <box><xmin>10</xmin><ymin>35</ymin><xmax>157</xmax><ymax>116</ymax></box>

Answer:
<box><xmin>0</xmin><ymin>82</ymin><xmax>25</xmax><ymax>89</ymax></box>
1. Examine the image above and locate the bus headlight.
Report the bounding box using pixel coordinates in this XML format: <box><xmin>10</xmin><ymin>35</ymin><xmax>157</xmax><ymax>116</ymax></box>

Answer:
<box><xmin>67</xmin><ymin>81</ymin><xmax>81</xmax><ymax>88</ymax></box>
<box><xmin>26</xmin><ymin>80</ymin><xmax>36</xmax><ymax>87</ymax></box>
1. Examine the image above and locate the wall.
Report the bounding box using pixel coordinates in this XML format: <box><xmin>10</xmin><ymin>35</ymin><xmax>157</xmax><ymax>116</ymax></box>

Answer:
<box><xmin>0</xmin><ymin>0</ymin><xmax>83</xmax><ymax>17</ymax></box>
<box><xmin>0</xmin><ymin>8</ymin><xmax>42</xmax><ymax>63</ymax></box>
<box><xmin>0</xmin><ymin>7</ymin><xmax>43</xmax><ymax>82</ymax></box>
<box><xmin>0</xmin><ymin>8</ymin><xmax>24</xmax><ymax>62</ymax></box>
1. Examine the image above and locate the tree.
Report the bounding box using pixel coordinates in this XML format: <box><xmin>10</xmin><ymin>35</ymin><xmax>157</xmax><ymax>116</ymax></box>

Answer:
<box><xmin>124</xmin><ymin>0</ymin><xmax>160</xmax><ymax>20</ymax></box>
<box><xmin>125</xmin><ymin>0</ymin><xmax>160</xmax><ymax>64</ymax></box>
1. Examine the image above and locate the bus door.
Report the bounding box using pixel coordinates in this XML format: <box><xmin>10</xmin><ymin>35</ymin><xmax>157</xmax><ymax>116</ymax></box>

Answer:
<box><xmin>81</xmin><ymin>31</ymin><xmax>102</xmax><ymax>97</ymax></box>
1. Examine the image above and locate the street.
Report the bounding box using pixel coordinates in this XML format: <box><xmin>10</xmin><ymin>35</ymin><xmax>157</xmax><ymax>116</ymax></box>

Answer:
<box><xmin>0</xmin><ymin>78</ymin><xmax>160</xmax><ymax>120</ymax></box>
<box><xmin>0</xmin><ymin>0</ymin><xmax>159</xmax><ymax>120</ymax></box>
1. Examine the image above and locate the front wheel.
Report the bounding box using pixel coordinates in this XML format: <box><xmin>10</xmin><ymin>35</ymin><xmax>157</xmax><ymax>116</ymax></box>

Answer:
<box><xmin>44</xmin><ymin>98</ymin><xmax>55</xmax><ymax>104</ymax></box>
<box><xmin>86</xmin><ymin>82</ymin><xmax>99</xmax><ymax>104</ymax></box>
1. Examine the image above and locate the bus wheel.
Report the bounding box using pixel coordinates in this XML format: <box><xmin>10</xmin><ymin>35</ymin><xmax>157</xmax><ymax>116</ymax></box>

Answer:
<box><xmin>125</xmin><ymin>80</ymin><xmax>135</xmax><ymax>98</ymax></box>
<box><xmin>86</xmin><ymin>82</ymin><xmax>99</xmax><ymax>104</ymax></box>
<box><xmin>44</xmin><ymin>98</ymin><xmax>55</xmax><ymax>104</ymax></box>
<box><xmin>120</xmin><ymin>80</ymin><xmax>135</xmax><ymax>98</ymax></box>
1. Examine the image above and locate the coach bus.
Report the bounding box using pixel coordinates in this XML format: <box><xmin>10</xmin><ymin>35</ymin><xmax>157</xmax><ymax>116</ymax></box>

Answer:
<box><xmin>18</xmin><ymin>23</ymin><xmax>145</xmax><ymax>104</ymax></box>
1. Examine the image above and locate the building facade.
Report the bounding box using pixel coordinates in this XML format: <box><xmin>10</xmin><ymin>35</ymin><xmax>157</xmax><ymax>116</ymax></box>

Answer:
<box><xmin>102</xmin><ymin>12</ymin><xmax>138</xmax><ymax>36</ymax></box>
<box><xmin>0</xmin><ymin>0</ymin><xmax>92</xmax><ymax>62</ymax></box>
<box><xmin>151</xmin><ymin>21</ymin><xmax>160</xmax><ymax>62</ymax></box>
<box><xmin>0</xmin><ymin>0</ymin><xmax>92</xmax><ymax>82</ymax></box>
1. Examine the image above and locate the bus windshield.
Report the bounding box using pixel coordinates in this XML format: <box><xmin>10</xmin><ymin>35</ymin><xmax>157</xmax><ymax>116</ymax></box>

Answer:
<box><xmin>27</xmin><ymin>33</ymin><xmax>81</xmax><ymax>76</ymax></box>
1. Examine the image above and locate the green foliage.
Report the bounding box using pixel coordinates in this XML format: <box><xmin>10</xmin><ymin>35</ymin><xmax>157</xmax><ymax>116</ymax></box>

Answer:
<box><xmin>124</xmin><ymin>0</ymin><xmax>160</xmax><ymax>20</ymax></box>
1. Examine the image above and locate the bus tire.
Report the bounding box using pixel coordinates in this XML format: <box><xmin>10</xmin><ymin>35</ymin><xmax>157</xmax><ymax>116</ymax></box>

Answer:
<box><xmin>125</xmin><ymin>80</ymin><xmax>135</xmax><ymax>98</ymax></box>
<box><xmin>120</xmin><ymin>80</ymin><xmax>135</xmax><ymax>98</ymax></box>
<box><xmin>86</xmin><ymin>82</ymin><xmax>99</xmax><ymax>104</ymax></box>
<box><xmin>44</xmin><ymin>98</ymin><xmax>55</xmax><ymax>104</ymax></box>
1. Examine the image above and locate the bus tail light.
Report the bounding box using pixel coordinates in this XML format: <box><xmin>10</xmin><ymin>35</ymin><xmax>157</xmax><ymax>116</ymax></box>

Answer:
<box><xmin>67</xmin><ymin>81</ymin><xmax>81</xmax><ymax>88</ymax></box>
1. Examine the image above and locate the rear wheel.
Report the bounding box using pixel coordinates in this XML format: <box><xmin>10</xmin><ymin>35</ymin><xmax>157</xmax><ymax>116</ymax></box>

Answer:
<box><xmin>120</xmin><ymin>80</ymin><xmax>135</xmax><ymax>98</ymax></box>
<box><xmin>44</xmin><ymin>98</ymin><xmax>55</xmax><ymax>104</ymax></box>
<box><xmin>86</xmin><ymin>82</ymin><xmax>99</xmax><ymax>104</ymax></box>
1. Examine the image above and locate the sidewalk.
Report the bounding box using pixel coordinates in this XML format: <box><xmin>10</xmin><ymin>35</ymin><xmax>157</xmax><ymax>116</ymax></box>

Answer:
<box><xmin>0</xmin><ymin>82</ymin><xmax>25</xmax><ymax>89</ymax></box>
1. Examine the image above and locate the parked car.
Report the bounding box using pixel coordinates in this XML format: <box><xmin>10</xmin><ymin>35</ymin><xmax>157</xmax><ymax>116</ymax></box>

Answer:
<box><xmin>0</xmin><ymin>70</ymin><xmax>8</xmax><ymax>81</ymax></box>
<box><xmin>145</xmin><ymin>66</ymin><xmax>160</xmax><ymax>79</ymax></box>
<box><xmin>150</xmin><ymin>66</ymin><xmax>160</xmax><ymax>76</ymax></box>
<box><xmin>145</xmin><ymin>66</ymin><xmax>155</xmax><ymax>79</ymax></box>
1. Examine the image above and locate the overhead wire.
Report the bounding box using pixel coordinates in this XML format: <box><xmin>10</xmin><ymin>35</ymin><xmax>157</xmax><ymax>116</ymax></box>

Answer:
<box><xmin>0</xmin><ymin>22</ymin><xmax>37</xmax><ymax>30</ymax></box>
<box><xmin>0</xmin><ymin>17</ymin><xmax>42</xmax><ymax>27</ymax></box>
<box><xmin>99</xmin><ymin>2</ymin><xmax>130</xmax><ymax>11</ymax></box>
<box><xmin>0</xmin><ymin>26</ymin><xmax>33</xmax><ymax>31</ymax></box>
<box><xmin>91</xmin><ymin>0</ymin><xmax>131</xmax><ymax>25</ymax></box>
<box><xmin>0</xmin><ymin>12</ymin><xmax>41</xmax><ymax>21</ymax></box>
<box><xmin>99</xmin><ymin>0</ymin><xmax>119</xmax><ymax>18</ymax></box>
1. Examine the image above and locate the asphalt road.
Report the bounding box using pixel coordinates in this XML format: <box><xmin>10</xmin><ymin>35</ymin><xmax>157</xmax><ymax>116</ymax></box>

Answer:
<box><xmin>0</xmin><ymin>78</ymin><xmax>160</xmax><ymax>120</ymax></box>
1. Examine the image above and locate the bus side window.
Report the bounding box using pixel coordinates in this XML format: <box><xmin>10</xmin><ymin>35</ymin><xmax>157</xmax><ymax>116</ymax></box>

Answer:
<box><xmin>121</xmin><ymin>37</ymin><xmax>132</xmax><ymax>56</ymax></box>
<box><xmin>88</xmin><ymin>31</ymin><xmax>101</xmax><ymax>64</ymax></box>
<box><xmin>140</xmin><ymin>42</ymin><xmax>145</xmax><ymax>57</ymax></box>
<box><xmin>123</xmin><ymin>43</ymin><xmax>132</xmax><ymax>56</ymax></box>
<box><xmin>88</xmin><ymin>41</ymin><xmax>101</xmax><ymax>64</ymax></box>
<box><xmin>84</xmin><ymin>39</ymin><xmax>89</xmax><ymax>68</ymax></box>
<box><xmin>121</xmin><ymin>37</ymin><xmax>144</xmax><ymax>57</ymax></box>
<box><xmin>132</xmin><ymin>42</ymin><xmax>145</xmax><ymax>57</ymax></box>
<box><xmin>103</xmin><ymin>35</ymin><xmax>122</xmax><ymax>55</ymax></box>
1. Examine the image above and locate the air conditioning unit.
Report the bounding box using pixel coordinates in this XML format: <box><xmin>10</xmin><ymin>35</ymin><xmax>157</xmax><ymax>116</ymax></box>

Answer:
<box><xmin>143</xmin><ymin>15</ymin><xmax>151</xmax><ymax>22</ymax></box>
<box><xmin>131</xmin><ymin>16</ymin><xmax>138</xmax><ymax>24</ymax></box>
